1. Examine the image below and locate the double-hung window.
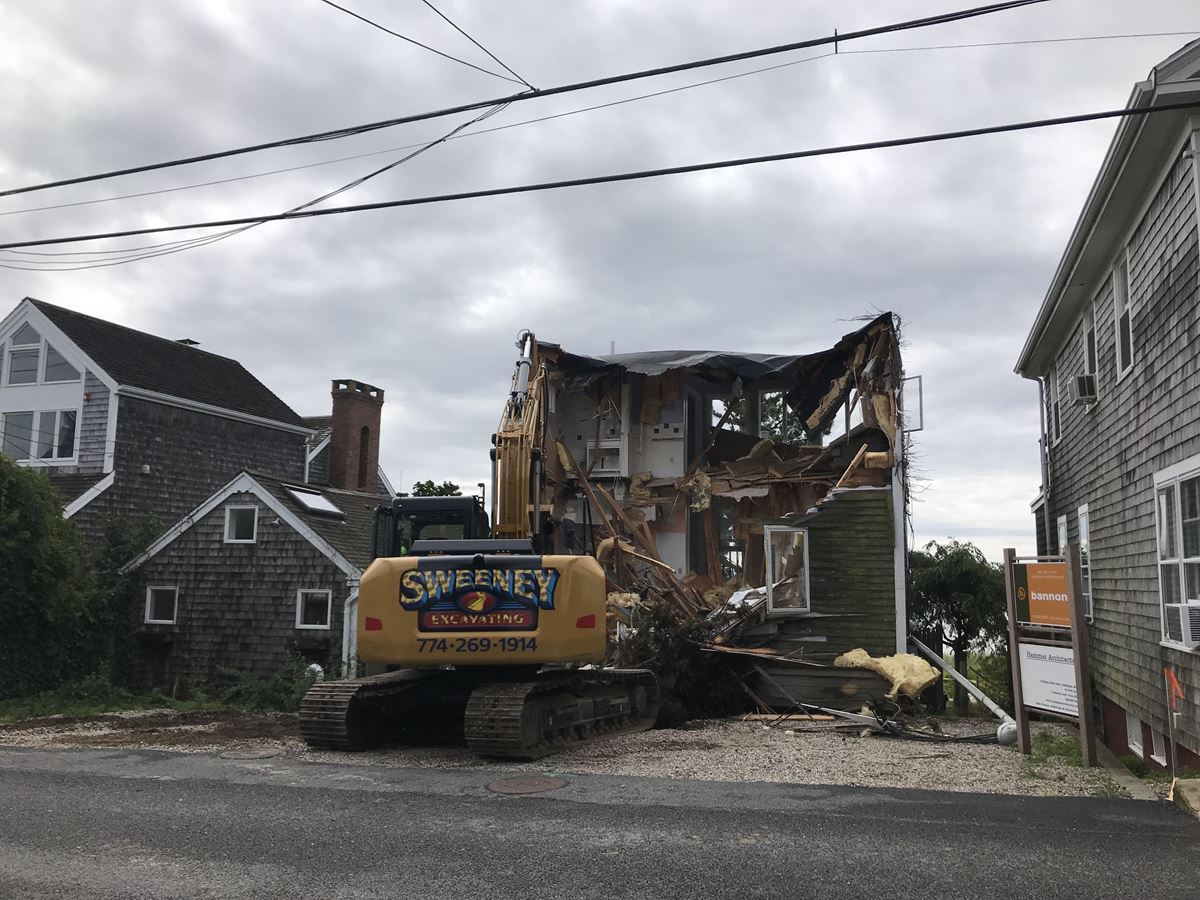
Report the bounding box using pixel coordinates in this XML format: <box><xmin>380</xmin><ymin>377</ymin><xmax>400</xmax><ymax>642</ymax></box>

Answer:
<box><xmin>1154</xmin><ymin>458</ymin><xmax>1200</xmax><ymax>647</ymax></box>
<box><xmin>1113</xmin><ymin>255</ymin><xmax>1133</xmax><ymax>378</ymax></box>
<box><xmin>1077</xmin><ymin>505</ymin><xmax>1092</xmax><ymax>617</ymax></box>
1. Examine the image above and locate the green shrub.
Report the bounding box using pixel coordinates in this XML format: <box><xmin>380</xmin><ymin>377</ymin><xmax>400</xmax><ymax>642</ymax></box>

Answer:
<box><xmin>219</xmin><ymin>656</ymin><xmax>318</xmax><ymax>712</ymax></box>
<box><xmin>1120</xmin><ymin>754</ymin><xmax>1150</xmax><ymax>778</ymax></box>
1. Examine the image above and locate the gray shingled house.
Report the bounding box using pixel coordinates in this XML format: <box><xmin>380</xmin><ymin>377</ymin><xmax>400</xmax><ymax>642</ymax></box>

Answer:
<box><xmin>1016</xmin><ymin>39</ymin><xmax>1200</xmax><ymax>772</ymax></box>
<box><xmin>120</xmin><ymin>472</ymin><xmax>380</xmax><ymax>690</ymax></box>
<box><xmin>0</xmin><ymin>296</ymin><xmax>396</xmax><ymax>688</ymax></box>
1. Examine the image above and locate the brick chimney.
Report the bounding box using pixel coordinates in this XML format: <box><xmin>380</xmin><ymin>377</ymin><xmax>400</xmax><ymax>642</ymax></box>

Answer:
<box><xmin>328</xmin><ymin>379</ymin><xmax>384</xmax><ymax>494</ymax></box>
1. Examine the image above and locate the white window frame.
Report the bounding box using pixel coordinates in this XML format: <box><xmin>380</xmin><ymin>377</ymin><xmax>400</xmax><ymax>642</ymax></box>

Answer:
<box><xmin>1113</xmin><ymin>253</ymin><xmax>1134</xmax><ymax>381</ymax></box>
<box><xmin>1125</xmin><ymin>710</ymin><xmax>1143</xmax><ymax>757</ymax></box>
<box><xmin>1077</xmin><ymin>504</ymin><xmax>1093</xmax><ymax>619</ymax></box>
<box><xmin>1150</xmin><ymin>729</ymin><xmax>1166</xmax><ymax>766</ymax></box>
<box><xmin>2</xmin><ymin>328</ymin><xmax>81</xmax><ymax>388</ymax></box>
<box><xmin>223</xmin><ymin>505</ymin><xmax>258</xmax><ymax>543</ymax></box>
<box><xmin>763</xmin><ymin>525</ymin><xmax>811</xmax><ymax>614</ymax></box>
<box><xmin>1048</xmin><ymin>366</ymin><xmax>1062</xmax><ymax>445</ymax></box>
<box><xmin>144</xmin><ymin>585</ymin><xmax>178</xmax><ymax>625</ymax></box>
<box><xmin>296</xmin><ymin>589</ymin><xmax>333</xmax><ymax>630</ymax></box>
<box><xmin>1153</xmin><ymin>454</ymin><xmax>1200</xmax><ymax>652</ymax></box>
<box><xmin>1056</xmin><ymin>515</ymin><xmax>1068</xmax><ymax>557</ymax></box>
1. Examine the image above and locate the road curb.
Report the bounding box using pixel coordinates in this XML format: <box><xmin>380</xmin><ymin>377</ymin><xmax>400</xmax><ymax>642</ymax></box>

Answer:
<box><xmin>1173</xmin><ymin>778</ymin><xmax>1200</xmax><ymax>819</ymax></box>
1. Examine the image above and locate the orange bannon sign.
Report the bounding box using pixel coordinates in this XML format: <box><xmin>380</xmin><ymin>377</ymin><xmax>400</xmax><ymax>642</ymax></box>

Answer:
<box><xmin>1013</xmin><ymin>562</ymin><xmax>1071</xmax><ymax>628</ymax></box>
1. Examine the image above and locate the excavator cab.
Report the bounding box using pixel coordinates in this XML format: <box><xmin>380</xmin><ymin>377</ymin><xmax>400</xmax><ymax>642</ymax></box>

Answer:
<box><xmin>371</xmin><ymin>495</ymin><xmax>491</xmax><ymax>560</ymax></box>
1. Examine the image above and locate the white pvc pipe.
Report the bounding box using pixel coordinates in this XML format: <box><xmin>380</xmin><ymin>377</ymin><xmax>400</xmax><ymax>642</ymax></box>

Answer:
<box><xmin>910</xmin><ymin>636</ymin><xmax>1015</xmax><ymax>726</ymax></box>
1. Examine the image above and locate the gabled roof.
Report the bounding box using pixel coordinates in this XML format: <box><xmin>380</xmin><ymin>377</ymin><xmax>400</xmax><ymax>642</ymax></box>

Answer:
<box><xmin>1015</xmin><ymin>39</ymin><xmax>1200</xmax><ymax>376</ymax></box>
<box><xmin>120</xmin><ymin>470</ymin><xmax>383</xmax><ymax>576</ymax></box>
<box><xmin>251</xmin><ymin>472</ymin><xmax>381</xmax><ymax>570</ymax></box>
<box><xmin>28</xmin><ymin>298</ymin><xmax>307</xmax><ymax>428</ymax></box>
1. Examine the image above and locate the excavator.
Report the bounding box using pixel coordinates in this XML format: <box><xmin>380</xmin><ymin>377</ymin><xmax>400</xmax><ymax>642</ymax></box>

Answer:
<box><xmin>298</xmin><ymin>331</ymin><xmax>659</xmax><ymax>759</ymax></box>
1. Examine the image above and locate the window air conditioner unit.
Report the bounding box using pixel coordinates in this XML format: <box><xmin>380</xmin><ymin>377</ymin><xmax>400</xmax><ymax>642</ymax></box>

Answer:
<box><xmin>1166</xmin><ymin>603</ymin><xmax>1200</xmax><ymax>649</ymax></box>
<box><xmin>1069</xmin><ymin>374</ymin><xmax>1097</xmax><ymax>407</ymax></box>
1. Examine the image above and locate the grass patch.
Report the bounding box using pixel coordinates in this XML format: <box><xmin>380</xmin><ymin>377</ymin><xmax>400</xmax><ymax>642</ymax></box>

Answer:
<box><xmin>0</xmin><ymin>674</ymin><xmax>222</xmax><ymax>724</ymax></box>
<box><xmin>1020</xmin><ymin>728</ymin><xmax>1084</xmax><ymax>780</ymax></box>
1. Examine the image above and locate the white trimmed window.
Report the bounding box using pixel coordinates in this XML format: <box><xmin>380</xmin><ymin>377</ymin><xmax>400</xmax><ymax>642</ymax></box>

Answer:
<box><xmin>1113</xmin><ymin>255</ymin><xmax>1133</xmax><ymax>378</ymax></box>
<box><xmin>764</xmin><ymin>526</ymin><xmax>810</xmax><ymax>613</ymax></box>
<box><xmin>1056</xmin><ymin>515</ymin><xmax>1068</xmax><ymax>557</ymax></box>
<box><xmin>224</xmin><ymin>506</ymin><xmax>258</xmax><ymax>543</ymax></box>
<box><xmin>1077</xmin><ymin>505</ymin><xmax>1092</xmax><ymax>618</ymax></box>
<box><xmin>1048</xmin><ymin>366</ymin><xmax>1062</xmax><ymax>444</ymax></box>
<box><xmin>1150</xmin><ymin>729</ymin><xmax>1166</xmax><ymax>766</ymax></box>
<box><xmin>145</xmin><ymin>586</ymin><xmax>178</xmax><ymax>624</ymax></box>
<box><xmin>296</xmin><ymin>589</ymin><xmax>332</xmax><ymax>629</ymax></box>
<box><xmin>1154</xmin><ymin>457</ymin><xmax>1200</xmax><ymax>648</ymax></box>
<box><xmin>1125</xmin><ymin>710</ymin><xmax>1143</xmax><ymax>757</ymax></box>
<box><xmin>0</xmin><ymin>409</ymin><xmax>76</xmax><ymax>461</ymax></box>
<box><xmin>3</xmin><ymin>323</ymin><xmax>80</xmax><ymax>386</ymax></box>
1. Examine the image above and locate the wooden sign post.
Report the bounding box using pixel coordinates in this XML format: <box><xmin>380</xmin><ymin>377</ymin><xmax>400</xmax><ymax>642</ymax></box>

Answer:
<box><xmin>1003</xmin><ymin>545</ymin><xmax>1096</xmax><ymax>767</ymax></box>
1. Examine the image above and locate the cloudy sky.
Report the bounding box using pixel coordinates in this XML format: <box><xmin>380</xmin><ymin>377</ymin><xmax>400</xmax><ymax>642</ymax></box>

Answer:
<box><xmin>1</xmin><ymin>0</ymin><xmax>1196</xmax><ymax>559</ymax></box>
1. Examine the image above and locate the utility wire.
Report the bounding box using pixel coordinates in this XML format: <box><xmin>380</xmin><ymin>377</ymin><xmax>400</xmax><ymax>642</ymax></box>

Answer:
<box><xmin>0</xmin><ymin>104</ymin><xmax>509</xmax><ymax>270</ymax></box>
<box><xmin>419</xmin><ymin>0</ymin><xmax>533</xmax><ymax>89</ymax></box>
<box><xmin>4</xmin><ymin>28</ymin><xmax>1194</xmax><ymax>225</ymax></box>
<box><xmin>4</xmin><ymin>97</ymin><xmax>1198</xmax><ymax>254</ymax></box>
<box><xmin>316</xmin><ymin>0</ymin><xmax>523</xmax><ymax>85</ymax></box>
<box><xmin>0</xmin><ymin>0</ymin><xmax>1049</xmax><ymax>199</ymax></box>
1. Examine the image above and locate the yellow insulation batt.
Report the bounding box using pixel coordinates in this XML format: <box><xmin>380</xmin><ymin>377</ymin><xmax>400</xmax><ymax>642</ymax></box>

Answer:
<box><xmin>833</xmin><ymin>648</ymin><xmax>939</xmax><ymax>699</ymax></box>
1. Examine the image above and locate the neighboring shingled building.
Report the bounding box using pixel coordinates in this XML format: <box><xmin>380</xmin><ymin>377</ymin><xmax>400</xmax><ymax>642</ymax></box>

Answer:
<box><xmin>0</xmin><ymin>296</ymin><xmax>397</xmax><ymax>688</ymax></box>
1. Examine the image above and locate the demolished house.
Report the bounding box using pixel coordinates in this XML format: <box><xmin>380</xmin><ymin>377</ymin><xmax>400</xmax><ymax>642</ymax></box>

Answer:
<box><xmin>537</xmin><ymin>313</ymin><xmax>917</xmax><ymax>710</ymax></box>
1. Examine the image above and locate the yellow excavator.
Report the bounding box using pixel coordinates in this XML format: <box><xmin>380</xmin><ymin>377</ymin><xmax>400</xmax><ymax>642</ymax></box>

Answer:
<box><xmin>299</xmin><ymin>331</ymin><xmax>659</xmax><ymax>759</ymax></box>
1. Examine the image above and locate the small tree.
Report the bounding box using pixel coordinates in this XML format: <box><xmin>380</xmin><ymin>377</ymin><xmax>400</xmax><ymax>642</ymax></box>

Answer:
<box><xmin>411</xmin><ymin>479</ymin><xmax>462</xmax><ymax>497</ymax></box>
<box><xmin>0</xmin><ymin>454</ymin><xmax>93</xmax><ymax>698</ymax></box>
<box><xmin>908</xmin><ymin>539</ymin><xmax>1007</xmax><ymax>716</ymax></box>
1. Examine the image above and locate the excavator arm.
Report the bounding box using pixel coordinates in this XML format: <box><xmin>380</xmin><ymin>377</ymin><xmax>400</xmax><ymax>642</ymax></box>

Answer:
<box><xmin>490</xmin><ymin>330</ymin><xmax>548</xmax><ymax>542</ymax></box>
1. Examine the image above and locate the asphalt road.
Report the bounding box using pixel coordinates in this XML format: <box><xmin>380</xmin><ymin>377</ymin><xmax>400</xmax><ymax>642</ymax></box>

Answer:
<box><xmin>0</xmin><ymin>747</ymin><xmax>1195</xmax><ymax>899</ymax></box>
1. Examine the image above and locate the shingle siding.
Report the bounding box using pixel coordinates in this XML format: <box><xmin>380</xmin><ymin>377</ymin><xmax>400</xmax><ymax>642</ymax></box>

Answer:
<box><xmin>77</xmin><ymin>371</ymin><xmax>110</xmax><ymax>473</ymax></box>
<box><xmin>1042</xmin><ymin>145</ymin><xmax>1200</xmax><ymax>755</ymax></box>
<box><xmin>135</xmin><ymin>491</ymin><xmax>349</xmax><ymax>689</ymax></box>
<box><xmin>72</xmin><ymin>397</ymin><xmax>306</xmax><ymax>541</ymax></box>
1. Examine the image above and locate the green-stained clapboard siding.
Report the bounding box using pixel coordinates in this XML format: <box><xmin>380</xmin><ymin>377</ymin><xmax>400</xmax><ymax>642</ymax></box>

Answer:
<box><xmin>771</xmin><ymin>487</ymin><xmax>897</xmax><ymax>658</ymax></box>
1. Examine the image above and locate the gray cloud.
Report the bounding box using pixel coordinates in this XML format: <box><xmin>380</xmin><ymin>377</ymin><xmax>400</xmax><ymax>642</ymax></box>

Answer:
<box><xmin>1</xmin><ymin>0</ymin><xmax>1196</xmax><ymax>559</ymax></box>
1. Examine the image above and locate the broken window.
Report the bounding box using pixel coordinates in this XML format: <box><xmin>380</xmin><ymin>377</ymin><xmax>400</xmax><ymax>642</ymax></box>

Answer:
<box><xmin>764</xmin><ymin>525</ymin><xmax>810</xmax><ymax>613</ymax></box>
<box><xmin>711</xmin><ymin>396</ymin><xmax>747</xmax><ymax>431</ymax></box>
<box><xmin>758</xmin><ymin>390</ymin><xmax>804</xmax><ymax>444</ymax></box>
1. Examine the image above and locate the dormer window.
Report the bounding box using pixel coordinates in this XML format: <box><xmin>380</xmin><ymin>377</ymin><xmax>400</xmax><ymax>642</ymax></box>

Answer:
<box><xmin>3</xmin><ymin>322</ymin><xmax>81</xmax><ymax>386</ymax></box>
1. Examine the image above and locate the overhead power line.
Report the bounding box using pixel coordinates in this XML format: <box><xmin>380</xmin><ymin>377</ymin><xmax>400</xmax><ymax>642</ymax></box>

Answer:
<box><xmin>4</xmin><ymin>28</ymin><xmax>1194</xmax><ymax>223</ymax></box>
<box><xmin>315</xmin><ymin>0</ymin><xmax>524</xmax><ymax>85</ymax></box>
<box><xmin>0</xmin><ymin>0</ymin><xmax>1048</xmax><ymax>199</ymax></box>
<box><xmin>0</xmin><ymin>104</ymin><xmax>510</xmax><ymax>270</ymax></box>
<box><xmin>419</xmin><ymin>0</ymin><xmax>533</xmax><ymax>89</ymax></box>
<box><xmin>4</xmin><ymin>98</ymin><xmax>1197</xmax><ymax>254</ymax></box>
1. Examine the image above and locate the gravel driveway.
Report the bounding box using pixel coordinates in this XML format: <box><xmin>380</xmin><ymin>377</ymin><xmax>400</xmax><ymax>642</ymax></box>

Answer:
<box><xmin>0</xmin><ymin>710</ymin><xmax>1126</xmax><ymax>798</ymax></box>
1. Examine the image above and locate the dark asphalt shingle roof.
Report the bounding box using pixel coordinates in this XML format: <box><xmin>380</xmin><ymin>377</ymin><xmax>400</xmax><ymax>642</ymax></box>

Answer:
<box><xmin>251</xmin><ymin>471</ymin><xmax>382</xmax><ymax>570</ymax></box>
<box><xmin>30</xmin><ymin>298</ymin><xmax>307</xmax><ymax>429</ymax></box>
<box><xmin>302</xmin><ymin>416</ymin><xmax>333</xmax><ymax>445</ymax></box>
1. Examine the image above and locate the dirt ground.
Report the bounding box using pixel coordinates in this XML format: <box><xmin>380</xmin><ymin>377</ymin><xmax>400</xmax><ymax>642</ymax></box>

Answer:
<box><xmin>0</xmin><ymin>708</ymin><xmax>1130</xmax><ymax>798</ymax></box>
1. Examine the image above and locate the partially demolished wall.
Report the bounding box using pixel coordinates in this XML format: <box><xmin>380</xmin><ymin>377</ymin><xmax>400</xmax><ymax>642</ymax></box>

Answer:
<box><xmin>538</xmin><ymin>313</ymin><xmax>907</xmax><ymax>675</ymax></box>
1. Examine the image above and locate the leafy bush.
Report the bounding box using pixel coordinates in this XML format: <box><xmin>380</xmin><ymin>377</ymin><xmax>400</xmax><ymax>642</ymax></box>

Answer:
<box><xmin>219</xmin><ymin>656</ymin><xmax>318</xmax><ymax>712</ymax></box>
<box><xmin>0</xmin><ymin>455</ymin><xmax>93</xmax><ymax>699</ymax></box>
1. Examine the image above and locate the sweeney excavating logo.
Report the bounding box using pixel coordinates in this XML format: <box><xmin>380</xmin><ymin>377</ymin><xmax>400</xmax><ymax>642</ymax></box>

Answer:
<box><xmin>399</xmin><ymin>567</ymin><xmax>558</xmax><ymax>632</ymax></box>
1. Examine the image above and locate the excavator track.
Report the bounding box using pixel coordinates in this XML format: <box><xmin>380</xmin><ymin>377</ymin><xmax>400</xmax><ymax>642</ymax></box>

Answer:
<box><xmin>299</xmin><ymin>670</ymin><xmax>468</xmax><ymax>750</ymax></box>
<box><xmin>463</xmin><ymin>668</ymin><xmax>659</xmax><ymax>760</ymax></box>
